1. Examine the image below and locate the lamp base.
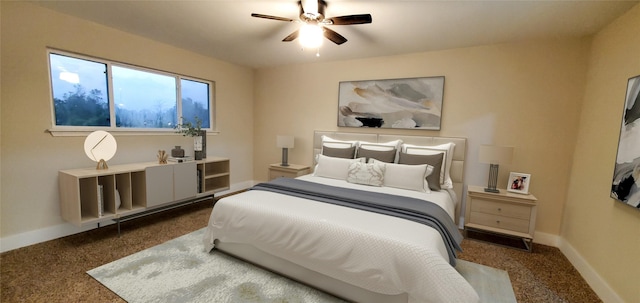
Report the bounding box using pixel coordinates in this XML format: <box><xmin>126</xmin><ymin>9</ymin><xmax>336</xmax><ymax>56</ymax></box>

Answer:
<box><xmin>484</xmin><ymin>163</ymin><xmax>500</xmax><ymax>193</ymax></box>
<box><xmin>281</xmin><ymin>148</ymin><xmax>289</xmax><ymax>167</ymax></box>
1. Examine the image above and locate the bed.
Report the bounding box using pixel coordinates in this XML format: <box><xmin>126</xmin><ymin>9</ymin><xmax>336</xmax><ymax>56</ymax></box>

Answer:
<box><xmin>203</xmin><ymin>131</ymin><xmax>478</xmax><ymax>303</ymax></box>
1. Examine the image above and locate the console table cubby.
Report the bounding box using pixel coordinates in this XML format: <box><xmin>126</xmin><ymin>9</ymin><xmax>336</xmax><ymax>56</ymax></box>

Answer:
<box><xmin>59</xmin><ymin>157</ymin><xmax>230</xmax><ymax>227</ymax></box>
<box><xmin>197</xmin><ymin>157</ymin><xmax>230</xmax><ymax>195</ymax></box>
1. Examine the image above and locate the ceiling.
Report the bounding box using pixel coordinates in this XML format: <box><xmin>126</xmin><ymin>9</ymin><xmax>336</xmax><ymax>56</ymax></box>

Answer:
<box><xmin>33</xmin><ymin>0</ymin><xmax>638</xmax><ymax>69</ymax></box>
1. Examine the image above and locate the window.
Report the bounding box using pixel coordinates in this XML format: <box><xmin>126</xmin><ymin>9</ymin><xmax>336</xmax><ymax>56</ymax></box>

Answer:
<box><xmin>180</xmin><ymin>79</ymin><xmax>211</xmax><ymax>128</ymax></box>
<box><xmin>48</xmin><ymin>50</ymin><xmax>214</xmax><ymax>131</ymax></box>
<box><xmin>112</xmin><ymin>66</ymin><xmax>177</xmax><ymax>128</ymax></box>
<box><xmin>50</xmin><ymin>54</ymin><xmax>110</xmax><ymax>126</ymax></box>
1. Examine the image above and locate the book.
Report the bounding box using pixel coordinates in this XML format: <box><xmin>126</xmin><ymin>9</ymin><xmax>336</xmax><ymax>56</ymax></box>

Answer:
<box><xmin>197</xmin><ymin>169</ymin><xmax>202</xmax><ymax>193</ymax></box>
<box><xmin>168</xmin><ymin>156</ymin><xmax>193</xmax><ymax>163</ymax></box>
<box><xmin>97</xmin><ymin>184</ymin><xmax>104</xmax><ymax>217</ymax></box>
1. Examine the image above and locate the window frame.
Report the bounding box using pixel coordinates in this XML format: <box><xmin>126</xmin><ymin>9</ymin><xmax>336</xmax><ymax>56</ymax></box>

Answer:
<box><xmin>46</xmin><ymin>49</ymin><xmax>215</xmax><ymax>136</ymax></box>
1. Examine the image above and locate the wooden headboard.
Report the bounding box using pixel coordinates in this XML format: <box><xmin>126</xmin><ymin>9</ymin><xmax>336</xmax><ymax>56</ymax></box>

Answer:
<box><xmin>313</xmin><ymin>130</ymin><xmax>467</xmax><ymax>224</ymax></box>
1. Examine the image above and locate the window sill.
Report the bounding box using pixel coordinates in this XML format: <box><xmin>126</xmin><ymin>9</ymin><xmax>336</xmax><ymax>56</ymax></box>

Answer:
<box><xmin>46</xmin><ymin>128</ymin><xmax>220</xmax><ymax>137</ymax></box>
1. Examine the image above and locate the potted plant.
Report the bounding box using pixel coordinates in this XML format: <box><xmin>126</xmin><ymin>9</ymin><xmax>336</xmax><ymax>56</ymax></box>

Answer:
<box><xmin>175</xmin><ymin>117</ymin><xmax>206</xmax><ymax>160</ymax></box>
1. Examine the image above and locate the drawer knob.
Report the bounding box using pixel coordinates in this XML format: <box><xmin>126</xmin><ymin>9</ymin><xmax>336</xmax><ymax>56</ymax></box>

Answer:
<box><xmin>496</xmin><ymin>220</ymin><xmax>501</xmax><ymax>224</ymax></box>
<box><xmin>498</xmin><ymin>208</ymin><xmax>502</xmax><ymax>212</ymax></box>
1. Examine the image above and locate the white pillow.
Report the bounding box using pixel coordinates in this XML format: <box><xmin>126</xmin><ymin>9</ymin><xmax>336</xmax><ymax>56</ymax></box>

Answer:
<box><xmin>347</xmin><ymin>161</ymin><xmax>385</xmax><ymax>187</ymax></box>
<box><xmin>321</xmin><ymin>135</ymin><xmax>358</xmax><ymax>149</ymax></box>
<box><xmin>371</xmin><ymin>159</ymin><xmax>432</xmax><ymax>193</ymax></box>
<box><xmin>402</xmin><ymin>143</ymin><xmax>455</xmax><ymax>189</ymax></box>
<box><xmin>358</xmin><ymin>139</ymin><xmax>402</xmax><ymax>151</ymax></box>
<box><xmin>314</xmin><ymin>154</ymin><xmax>366</xmax><ymax>180</ymax></box>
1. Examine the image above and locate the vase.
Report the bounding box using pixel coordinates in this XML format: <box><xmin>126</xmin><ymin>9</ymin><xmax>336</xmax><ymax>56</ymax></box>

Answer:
<box><xmin>171</xmin><ymin>146</ymin><xmax>185</xmax><ymax>158</ymax></box>
<box><xmin>199</xmin><ymin>130</ymin><xmax>206</xmax><ymax>159</ymax></box>
<box><xmin>194</xmin><ymin>135</ymin><xmax>204</xmax><ymax>160</ymax></box>
<box><xmin>193</xmin><ymin>130</ymin><xmax>206</xmax><ymax>160</ymax></box>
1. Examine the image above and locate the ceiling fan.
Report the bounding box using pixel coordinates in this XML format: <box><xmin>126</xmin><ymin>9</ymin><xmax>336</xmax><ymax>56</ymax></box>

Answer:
<box><xmin>251</xmin><ymin>0</ymin><xmax>372</xmax><ymax>46</ymax></box>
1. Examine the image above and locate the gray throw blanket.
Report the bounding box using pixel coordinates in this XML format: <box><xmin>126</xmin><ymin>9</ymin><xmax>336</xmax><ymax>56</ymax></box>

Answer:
<box><xmin>250</xmin><ymin>178</ymin><xmax>463</xmax><ymax>266</ymax></box>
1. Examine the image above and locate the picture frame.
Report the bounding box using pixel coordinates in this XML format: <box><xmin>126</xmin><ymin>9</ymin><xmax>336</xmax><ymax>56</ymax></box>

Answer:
<box><xmin>507</xmin><ymin>172</ymin><xmax>531</xmax><ymax>194</ymax></box>
<box><xmin>610</xmin><ymin>74</ymin><xmax>640</xmax><ymax>209</ymax></box>
<box><xmin>337</xmin><ymin>76</ymin><xmax>445</xmax><ymax>130</ymax></box>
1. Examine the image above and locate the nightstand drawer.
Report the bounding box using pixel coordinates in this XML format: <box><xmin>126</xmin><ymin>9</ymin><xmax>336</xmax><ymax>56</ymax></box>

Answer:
<box><xmin>470</xmin><ymin>199</ymin><xmax>531</xmax><ymax>220</ymax></box>
<box><xmin>469</xmin><ymin>211</ymin><xmax>530</xmax><ymax>233</ymax></box>
<box><xmin>268</xmin><ymin>164</ymin><xmax>311</xmax><ymax>181</ymax></box>
<box><xmin>269</xmin><ymin>170</ymin><xmax>302</xmax><ymax>180</ymax></box>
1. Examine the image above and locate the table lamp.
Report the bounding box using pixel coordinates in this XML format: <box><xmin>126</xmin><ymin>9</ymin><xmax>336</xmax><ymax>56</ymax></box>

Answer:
<box><xmin>478</xmin><ymin>145</ymin><xmax>514</xmax><ymax>193</ymax></box>
<box><xmin>277</xmin><ymin>135</ymin><xmax>295</xmax><ymax>167</ymax></box>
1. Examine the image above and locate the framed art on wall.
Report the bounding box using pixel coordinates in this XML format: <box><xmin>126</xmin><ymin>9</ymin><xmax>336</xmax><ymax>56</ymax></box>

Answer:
<box><xmin>611</xmin><ymin>74</ymin><xmax>640</xmax><ymax>209</ymax></box>
<box><xmin>337</xmin><ymin>76</ymin><xmax>445</xmax><ymax>130</ymax></box>
<box><xmin>507</xmin><ymin>172</ymin><xmax>531</xmax><ymax>194</ymax></box>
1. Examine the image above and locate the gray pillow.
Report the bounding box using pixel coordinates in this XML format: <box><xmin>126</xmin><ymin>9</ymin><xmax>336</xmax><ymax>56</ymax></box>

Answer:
<box><xmin>398</xmin><ymin>152</ymin><xmax>443</xmax><ymax>191</ymax></box>
<box><xmin>356</xmin><ymin>147</ymin><xmax>396</xmax><ymax>163</ymax></box>
<box><xmin>322</xmin><ymin>146</ymin><xmax>356</xmax><ymax>159</ymax></box>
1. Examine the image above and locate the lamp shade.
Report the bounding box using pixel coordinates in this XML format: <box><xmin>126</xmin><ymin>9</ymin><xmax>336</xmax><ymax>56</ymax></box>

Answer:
<box><xmin>277</xmin><ymin>135</ymin><xmax>295</xmax><ymax>149</ymax></box>
<box><xmin>478</xmin><ymin>145</ymin><xmax>513</xmax><ymax>165</ymax></box>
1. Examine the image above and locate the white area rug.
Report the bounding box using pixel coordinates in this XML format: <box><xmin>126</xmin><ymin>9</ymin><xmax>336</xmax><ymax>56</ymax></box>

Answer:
<box><xmin>88</xmin><ymin>228</ymin><xmax>516</xmax><ymax>303</ymax></box>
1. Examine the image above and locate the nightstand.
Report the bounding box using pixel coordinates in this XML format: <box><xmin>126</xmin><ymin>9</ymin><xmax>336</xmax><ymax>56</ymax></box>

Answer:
<box><xmin>268</xmin><ymin>163</ymin><xmax>311</xmax><ymax>180</ymax></box>
<box><xmin>465</xmin><ymin>185</ymin><xmax>537</xmax><ymax>251</ymax></box>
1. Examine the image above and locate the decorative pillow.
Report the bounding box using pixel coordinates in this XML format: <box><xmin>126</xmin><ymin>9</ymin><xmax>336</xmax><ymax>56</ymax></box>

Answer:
<box><xmin>321</xmin><ymin>135</ymin><xmax>358</xmax><ymax>149</ymax></box>
<box><xmin>346</xmin><ymin>161</ymin><xmax>385</xmax><ymax>187</ymax></box>
<box><xmin>371</xmin><ymin>159</ymin><xmax>432</xmax><ymax>193</ymax></box>
<box><xmin>402</xmin><ymin>142</ymin><xmax>455</xmax><ymax>189</ymax></box>
<box><xmin>322</xmin><ymin>146</ymin><xmax>356</xmax><ymax>159</ymax></box>
<box><xmin>358</xmin><ymin>139</ymin><xmax>403</xmax><ymax>162</ymax></box>
<box><xmin>398</xmin><ymin>152</ymin><xmax>443</xmax><ymax>191</ymax></box>
<box><xmin>314</xmin><ymin>154</ymin><xmax>366</xmax><ymax>180</ymax></box>
<box><xmin>356</xmin><ymin>147</ymin><xmax>396</xmax><ymax>163</ymax></box>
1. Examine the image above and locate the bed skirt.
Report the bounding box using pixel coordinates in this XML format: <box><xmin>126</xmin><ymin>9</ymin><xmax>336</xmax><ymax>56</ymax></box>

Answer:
<box><xmin>215</xmin><ymin>241</ymin><xmax>409</xmax><ymax>303</ymax></box>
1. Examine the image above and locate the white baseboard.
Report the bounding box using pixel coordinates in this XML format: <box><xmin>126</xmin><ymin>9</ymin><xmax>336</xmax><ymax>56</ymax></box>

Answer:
<box><xmin>0</xmin><ymin>222</ymin><xmax>97</xmax><ymax>253</ymax></box>
<box><xmin>558</xmin><ymin>239</ymin><xmax>623</xmax><ymax>303</ymax></box>
<box><xmin>215</xmin><ymin>180</ymin><xmax>254</xmax><ymax>197</ymax></box>
<box><xmin>533</xmin><ymin>231</ymin><xmax>560</xmax><ymax>247</ymax></box>
<box><xmin>0</xmin><ymin>181</ymin><xmax>254</xmax><ymax>253</ymax></box>
<box><xmin>534</xmin><ymin>232</ymin><xmax>622</xmax><ymax>302</ymax></box>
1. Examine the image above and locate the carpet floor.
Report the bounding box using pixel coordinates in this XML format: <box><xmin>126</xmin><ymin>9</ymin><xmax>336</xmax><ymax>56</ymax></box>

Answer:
<box><xmin>87</xmin><ymin>228</ymin><xmax>515</xmax><ymax>303</ymax></box>
<box><xmin>1</xmin><ymin>199</ymin><xmax>602</xmax><ymax>303</ymax></box>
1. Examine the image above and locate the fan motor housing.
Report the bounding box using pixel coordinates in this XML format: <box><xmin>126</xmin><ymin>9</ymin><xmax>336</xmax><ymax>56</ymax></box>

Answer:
<box><xmin>299</xmin><ymin>0</ymin><xmax>326</xmax><ymax>23</ymax></box>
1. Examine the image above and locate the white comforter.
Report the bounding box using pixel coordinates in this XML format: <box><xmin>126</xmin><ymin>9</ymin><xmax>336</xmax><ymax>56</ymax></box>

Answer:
<box><xmin>203</xmin><ymin>175</ymin><xmax>479</xmax><ymax>303</ymax></box>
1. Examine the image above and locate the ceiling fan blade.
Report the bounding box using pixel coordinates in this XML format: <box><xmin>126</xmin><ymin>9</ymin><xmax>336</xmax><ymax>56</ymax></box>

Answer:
<box><xmin>251</xmin><ymin>13</ymin><xmax>295</xmax><ymax>22</ymax></box>
<box><xmin>323</xmin><ymin>27</ymin><xmax>347</xmax><ymax>45</ymax></box>
<box><xmin>326</xmin><ymin>14</ymin><xmax>372</xmax><ymax>25</ymax></box>
<box><xmin>282</xmin><ymin>30</ymin><xmax>300</xmax><ymax>42</ymax></box>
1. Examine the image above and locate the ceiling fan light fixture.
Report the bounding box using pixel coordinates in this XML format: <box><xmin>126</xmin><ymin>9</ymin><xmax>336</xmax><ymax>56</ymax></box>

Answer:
<box><xmin>299</xmin><ymin>23</ymin><xmax>323</xmax><ymax>49</ymax></box>
<box><xmin>252</xmin><ymin>0</ymin><xmax>370</xmax><ymax>49</ymax></box>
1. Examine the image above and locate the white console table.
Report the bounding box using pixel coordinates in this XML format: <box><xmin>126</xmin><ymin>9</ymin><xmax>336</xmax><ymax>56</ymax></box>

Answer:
<box><xmin>58</xmin><ymin>157</ymin><xmax>230</xmax><ymax>231</ymax></box>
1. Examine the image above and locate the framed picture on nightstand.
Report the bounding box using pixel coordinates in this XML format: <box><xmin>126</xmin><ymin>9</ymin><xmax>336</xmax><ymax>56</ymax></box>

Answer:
<box><xmin>507</xmin><ymin>172</ymin><xmax>531</xmax><ymax>194</ymax></box>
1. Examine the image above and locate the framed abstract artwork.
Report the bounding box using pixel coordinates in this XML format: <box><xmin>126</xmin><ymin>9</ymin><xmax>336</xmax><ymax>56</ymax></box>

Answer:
<box><xmin>611</xmin><ymin>74</ymin><xmax>640</xmax><ymax>209</ymax></box>
<box><xmin>337</xmin><ymin>76</ymin><xmax>445</xmax><ymax>130</ymax></box>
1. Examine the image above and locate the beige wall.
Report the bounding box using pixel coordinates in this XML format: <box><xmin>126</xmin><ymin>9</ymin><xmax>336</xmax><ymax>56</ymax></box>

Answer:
<box><xmin>0</xmin><ymin>2</ymin><xmax>255</xmax><ymax>239</ymax></box>
<box><xmin>2</xmin><ymin>1</ymin><xmax>638</xmax><ymax>301</ymax></box>
<box><xmin>254</xmin><ymin>38</ymin><xmax>590</xmax><ymax>237</ymax></box>
<box><xmin>562</xmin><ymin>4</ymin><xmax>640</xmax><ymax>303</ymax></box>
